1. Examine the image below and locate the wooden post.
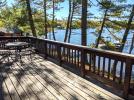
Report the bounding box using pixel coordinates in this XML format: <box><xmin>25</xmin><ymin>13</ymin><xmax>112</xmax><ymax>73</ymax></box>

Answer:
<box><xmin>123</xmin><ymin>58</ymin><xmax>132</xmax><ymax>99</ymax></box>
<box><xmin>34</xmin><ymin>38</ymin><xmax>38</xmax><ymax>53</ymax></box>
<box><xmin>44</xmin><ymin>40</ymin><xmax>47</xmax><ymax>59</ymax></box>
<box><xmin>81</xmin><ymin>49</ymin><xmax>86</xmax><ymax>77</ymax></box>
<box><xmin>57</xmin><ymin>44</ymin><xmax>62</xmax><ymax>66</ymax></box>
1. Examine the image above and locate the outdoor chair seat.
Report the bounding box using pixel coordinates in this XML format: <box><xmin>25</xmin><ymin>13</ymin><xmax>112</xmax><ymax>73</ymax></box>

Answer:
<box><xmin>19</xmin><ymin>45</ymin><xmax>36</xmax><ymax>60</ymax></box>
<box><xmin>0</xmin><ymin>50</ymin><xmax>12</xmax><ymax>63</ymax></box>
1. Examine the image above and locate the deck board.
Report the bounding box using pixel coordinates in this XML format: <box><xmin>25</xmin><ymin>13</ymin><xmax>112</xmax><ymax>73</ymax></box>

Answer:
<box><xmin>35</xmin><ymin>58</ymin><xmax>121</xmax><ymax>100</ymax></box>
<box><xmin>10</xmin><ymin>62</ymin><xmax>42</xmax><ymax>100</ymax></box>
<box><xmin>0</xmin><ymin>73</ymin><xmax>11</xmax><ymax>100</ymax></box>
<box><xmin>17</xmin><ymin>62</ymin><xmax>67</xmax><ymax>100</ymax></box>
<box><xmin>0</xmin><ymin>54</ymin><xmax>124</xmax><ymax>100</ymax></box>
<box><xmin>17</xmin><ymin>61</ymin><xmax>85</xmax><ymax>100</ymax></box>
<box><xmin>31</xmin><ymin>61</ymin><xmax>95</xmax><ymax>100</ymax></box>
<box><xmin>3</xmin><ymin>72</ymin><xmax>21</xmax><ymax>100</ymax></box>
<box><xmin>13</xmin><ymin>63</ymin><xmax>56</xmax><ymax>100</ymax></box>
<box><xmin>27</xmin><ymin>61</ymin><xmax>90</xmax><ymax>100</ymax></box>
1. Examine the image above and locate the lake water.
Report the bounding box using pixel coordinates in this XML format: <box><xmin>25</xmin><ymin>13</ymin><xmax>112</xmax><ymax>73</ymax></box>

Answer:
<box><xmin>41</xmin><ymin>28</ymin><xmax>134</xmax><ymax>53</ymax></box>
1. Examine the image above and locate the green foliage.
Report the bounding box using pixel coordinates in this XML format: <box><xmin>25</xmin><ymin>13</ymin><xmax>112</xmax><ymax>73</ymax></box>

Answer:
<box><xmin>105</xmin><ymin>41</ymin><xmax>116</xmax><ymax>50</ymax></box>
<box><xmin>99</xmin><ymin>0</ymin><xmax>115</xmax><ymax>10</ymax></box>
<box><xmin>88</xmin><ymin>21</ymin><xmax>101</xmax><ymax>28</ymax></box>
<box><xmin>0</xmin><ymin>3</ymin><xmax>45</xmax><ymax>35</ymax></box>
<box><xmin>98</xmin><ymin>41</ymin><xmax>116</xmax><ymax>50</ymax></box>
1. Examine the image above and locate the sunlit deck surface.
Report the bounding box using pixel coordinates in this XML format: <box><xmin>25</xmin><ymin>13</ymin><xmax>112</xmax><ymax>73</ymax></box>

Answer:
<box><xmin>0</xmin><ymin>54</ymin><xmax>124</xmax><ymax>100</ymax></box>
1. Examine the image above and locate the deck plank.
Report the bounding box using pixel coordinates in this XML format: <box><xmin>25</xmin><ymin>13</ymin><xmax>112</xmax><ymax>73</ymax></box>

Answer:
<box><xmin>13</xmin><ymin>62</ymin><xmax>57</xmax><ymax>100</ymax></box>
<box><xmin>2</xmin><ymin>72</ymin><xmax>21</xmax><ymax>100</ymax></box>
<box><xmin>29</xmin><ymin>60</ymin><xmax>95</xmax><ymax>100</ymax></box>
<box><xmin>0</xmin><ymin>73</ymin><xmax>11</xmax><ymax>100</ymax></box>
<box><xmin>33</xmin><ymin>55</ymin><xmax>123</xmax><ymax>100</ymax></box>
<box><xmin>37</xmin><ymin>61</ymin><xmax>103</xmax><ymax>100</ymax></box>
<box><xmin>2</xmin><ymin>80</ymin><xmax>12</xmax><ymax>100</ymax></box>
<box><xmin>16</xmin><ymin>62</ymin><xmax>66</xmax><ymax>100</ymax></box>
<box><xmin>24</xmin><ymin>61</ymin><xmax>89</xmax><ymax>100</ymax></box>
<box><xmin>9</xmin><ymin>73</ymin><xmax>38</xmax><ymax>100</ymax></box>
<box><xmin>9</xmin><ymin>71</ymin><xmax>36</xmax><ymax>100</ymax></box>
<box><xmin>7</xmin><ymin>73</ymin><xmax>30</xmax><ymax>100</ymax></box>
<box><xmin>11</xmin><ymin>63</ymin><xmax>44</xmax><ymax>100</ymax></box>
<box><xmin>44</xmin><ymin>61</ymin><xmax>118</xmax><ymax>99</ymax></box>
<box><xmin>45</xmin><ymin>61</ymin><xmax>123</xmax><ymax>99</ymax></box>
<box><xmin>0</xmin><ymin>54</ymin><xmax>124</xmax><ymax>100</ymax></box>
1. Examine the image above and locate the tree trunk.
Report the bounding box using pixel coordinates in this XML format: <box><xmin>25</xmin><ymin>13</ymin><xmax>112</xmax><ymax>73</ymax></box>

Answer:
<box><xmin>129</xmin><ymin>34</ymin><xmax>134</xmax><ymax>54</ymax></box>
<box><xmin>64</xmin><ymin>0</ymin><xmax>71</xmax><ymax>42</ymax></box>
<box><xmin>81</xmin><ymin>0</ymin><xmax>87</xmax><ymax>46</ymax></box>
<box><xmin>68</xmin><ymin>2</ymin><xmax>75</xmax><ymax>43</ymax></box>
<box><xmin>105</xmin><ymin>26</ymin><xmax>121</xmax><ymax>41</ymax></box>
<box><xmin>95</xmin><ymin>9</ymin><xmax>108</xmax><ymax>48</ymax></box>
<box><xmin>52</xmin><ymin>0</ymin><xmax>56</xmax><ymax>40</ymax></box>
<box><xmin>112</xmin><ymin>5</ymin><xmax>134</xmax><ymax>82</ymax></box>
<box><xmin>43</xmin><ymin>0</ymin><xmax>48</xmax><ymax>39</ymax></box>
<box><xmin>119</xmin><ymin>5</ymin><xmax>134</xmax><ymax>52</ymax></box>
<box><xmin>26</xmin><ymin>0</ymin><xmax>36</xmax><ymax>37</ymax></box>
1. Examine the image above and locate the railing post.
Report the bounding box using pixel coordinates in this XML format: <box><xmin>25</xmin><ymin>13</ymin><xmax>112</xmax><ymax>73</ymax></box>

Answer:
<box><xmin>57</xmin><ymin>44</ymin><xmax>62</xmax><ymax>66</ymax></box>
<box><xmin>44</xmin><ymin>40</ymin><xmax>47</xmax><ymax>59</ymax></box>
<box><xmin>123</xmin><ymin>58</ymin><xmax>132</xmax><ymax>99</ymax></box>
<box><xmin>34</xmin><ymin>37</ymin><xmax>37</xmax><ymax>48</ymax></box>
<box><xmin>34</xmin><ymin>37</ymin><xmax>40</xmax><ymax>53</ymax></box>
<box><xmin>81</xmin><ymin>49</ymin><xmax>86</xmax><ymax>77</ymax></box>
<box><xmin>29</xmin><ymin>37</ymin><xmax>32</xmax><ymax>44</ymax></box>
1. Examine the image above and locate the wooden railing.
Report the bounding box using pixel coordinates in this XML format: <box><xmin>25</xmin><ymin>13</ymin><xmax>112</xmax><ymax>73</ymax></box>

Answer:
<box><xmin>0</xmin><ymin>36</ymin><xmax>134</xmax><ymax>99</ymax></box>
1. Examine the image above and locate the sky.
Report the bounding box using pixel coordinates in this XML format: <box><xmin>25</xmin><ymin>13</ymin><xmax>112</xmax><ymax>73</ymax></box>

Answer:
<box><xmin>6</xmin><ymin>0</ymin><xmax>134</xmax><ymax>20</ymax></box>
<box><xmin>55</xmin><ymin>0</ymin><xmax>134</xmax><ymax>19</ymax></box>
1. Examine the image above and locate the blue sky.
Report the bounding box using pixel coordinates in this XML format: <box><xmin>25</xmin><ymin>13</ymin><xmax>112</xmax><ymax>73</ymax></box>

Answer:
<box><xmin>51</xmin><ymin>0</ymin><xmax>134</xmax><ymax>19</ymax></box>
<box><xmin>7</xmin><ymin>0</ymin><xmax>14</xmax><ymax>5</ymax></box>
<box><xmin>7</xmin><ymin>0</ymin><xmax>134</xmax><ymax>19</ymax></box>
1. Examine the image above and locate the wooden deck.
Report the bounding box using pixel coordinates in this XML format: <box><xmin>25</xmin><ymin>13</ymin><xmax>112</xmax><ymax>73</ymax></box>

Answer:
<box><xmin>0</xmin><ymin>55</ymin><xmax>124</xmax><ymax>100</ymax></box>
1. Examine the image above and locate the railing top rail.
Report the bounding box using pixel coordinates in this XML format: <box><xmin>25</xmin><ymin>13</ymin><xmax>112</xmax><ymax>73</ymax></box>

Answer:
<box><xmin>1</xmin><ymin>36</ymin><xmax>134</xmax><ymax>60</ymax></box>
<box><xmin>29</xmin><ymin>37</ymin><xmax>134</xmax><ymax>60</ymax></box>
